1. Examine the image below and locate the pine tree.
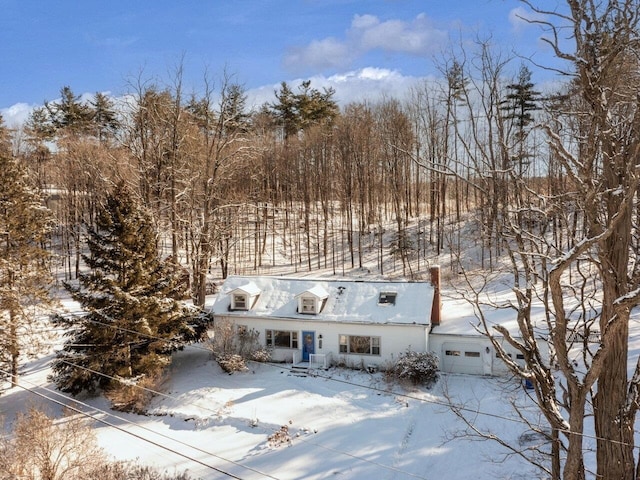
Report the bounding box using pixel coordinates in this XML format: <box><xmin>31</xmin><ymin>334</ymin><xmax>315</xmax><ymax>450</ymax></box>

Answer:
<box><xmin>45</xmin><ymin>86</ymin><xmax>93</xmax><ymax>135</ymax></box>
<box><xmin>0</xmin><ymin>116</ymin><xmax>56</xmax><ymax>387</ymax></box>
<box><xmin>270</xmin><ymin>80</ymin><xmax>338</xmax><ymax>139</ymax></box>
<box><xmin>51</xmin><ymin>183</ymin><xmax>206</xmax><ymax>396</ymax></box>
<box><xmin>89</xmin><ymin>92</ymin><xmax>120</xmax><ymax>143</ymax></box>
<box><xmin>501</xmin><ymin>65</ymin><xmax>540</xmax><ymax>175</ymax></box>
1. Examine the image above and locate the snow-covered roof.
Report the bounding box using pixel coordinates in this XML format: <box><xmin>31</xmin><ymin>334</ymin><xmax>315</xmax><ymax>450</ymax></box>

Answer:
<box><xmin>432</xmin><ymin>285</ymin><xmax>549</xmax><ymax>339</ymax></box>
<box><xmin>230</xmin><ymin>281</ymin><xmax>261</xmax><ymax>297</ymax></box>
<box><xmin>211</xmin><ymin>275</ymin><xmax>434</xmax><ymax>326</ymax></box>
<box><xmin>296</xmin><ymin>284</ymin><xmax>329</xmax><ymax>299</ymax></box>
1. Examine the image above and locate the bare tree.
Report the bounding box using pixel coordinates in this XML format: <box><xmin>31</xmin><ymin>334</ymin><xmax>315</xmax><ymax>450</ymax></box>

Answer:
<box><xmin>0</xmin><ymin>130</ymin><xmax>57</xmax><ymax>387</ymax></box>
<box><xmin>459</xmin><ymin>2</ymin><xmax>640</xmax><ymax>479</ymax></box>
<box><xmin>0</xmin><ymin>406</ymin><xmax>194</xmax><ymax>480</ymax></box>
<box><xmin>0</xmin><ymin>407</ymin><xmax>105</xmax><ymax>480</ymax></box>
<box><xmin>186</xmin><ymin>72</ymin><xmax>254</xmax><ymax>305</ymax></box>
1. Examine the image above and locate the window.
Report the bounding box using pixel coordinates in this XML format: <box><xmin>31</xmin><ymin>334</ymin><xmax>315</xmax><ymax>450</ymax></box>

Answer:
<box><xmin>266</xmin><ymin>330</ymin><xmax>298</xmax><ymax>349</ymax></box>
<box><xmin>445</xmin><ymin>350</ymin><xmax>461</xmax><ymax>356</ymax></box>
<box><xmin>301</xmin><ymin>297</ymin><xmax>316</xmax><ymax>314</ymax></box>
<box><xmin>378</xmin><ymin>292</ymin><xmax>397</xmax><ymax>305</ymax></box>
<box><xmin>233</xmin><ymin>294</ymin><xmax>247</xmax><ymax>310</ymax></box>
<box><xmin>339</xmin><ymin>335</ymin><xmax>381</xmax><ymax>355</ymax></box>
<box><xmin>464</xmin><ymin>351</ymin><xmax>481</xmax><ymax>358</ymax></box>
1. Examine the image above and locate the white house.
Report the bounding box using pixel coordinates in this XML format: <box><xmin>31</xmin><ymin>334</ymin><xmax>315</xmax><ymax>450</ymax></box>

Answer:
<box><xmin>209</xmin><ymin>273</ymin><xmax>439</xmax><ymax>369</ymax></box>
<box><xmin>209</xmin><ymin>269</ymin><xmax>549</xmax><ymax>375</ymax></box>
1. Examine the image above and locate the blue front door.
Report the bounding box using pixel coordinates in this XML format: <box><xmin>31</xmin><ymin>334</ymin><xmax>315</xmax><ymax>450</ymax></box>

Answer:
<box><xmin>302</xmin><ymin>331</ymin><xmax>315</xmax><ymax>361</ymax></box>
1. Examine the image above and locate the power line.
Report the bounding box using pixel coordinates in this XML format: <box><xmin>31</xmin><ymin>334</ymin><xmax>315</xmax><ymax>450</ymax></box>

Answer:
<box><xmin>47</xmin><ymin>311</ymin><xmax>640</xmax><ymax>452</ymax></box>
<box><xmin>49</xmin><ymin>314</ymin><xmax>546</xmax><ymax>426</ymax></box>
<box><xmin>55</xmin><ymin>358</ymin><xmax>431</xmax><ymax>479</ymax></box>
<box><xmin>0</xmin><ymin>369</ymin><xmax>278</xmax><ymax>480</ymax></box>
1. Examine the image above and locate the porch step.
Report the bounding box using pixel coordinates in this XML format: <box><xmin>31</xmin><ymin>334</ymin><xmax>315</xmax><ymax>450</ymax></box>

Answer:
<box><xmin>292</xmin><ymin>361</ymin><xmax>310</xmax><ymax>370</ymax></box>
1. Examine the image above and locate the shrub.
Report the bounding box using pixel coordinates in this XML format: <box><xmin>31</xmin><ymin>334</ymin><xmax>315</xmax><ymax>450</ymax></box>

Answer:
<box><xmin>88</xmin><ymin>463</ymin><xmax>195</xmax><ymax>480</ymax></box>
<box><xmin>268</xmin><ymin>425</ymin><xmax>292</xmax><ymax>447</ymax></box>
<box><xmin>106</xmin><ymin>373</ymin><xmax>166</xmax><ymax>413</ymax></box>
<box><xmin>208</xmin><ymin>319</ymin><xmax>271</xmax><ymax>372</ymax></box>
<box><xmin>387</xmin><ymin>350</ymin><xmax>439</xmax><ymax>386</ymax></box>
<box><xmin>249</xmin><ymin>348</ymin><xmax>272</xmax><ymax>363</ymax></box>
<box><xmin>0</xmin><ymin>407</ymin><xmax>194</xmax><ymax>480</ymax></box>
<box><xmin>216</xmin><ymin>353</ymin><xmax>248</xmax><ymax>373</ymax></box>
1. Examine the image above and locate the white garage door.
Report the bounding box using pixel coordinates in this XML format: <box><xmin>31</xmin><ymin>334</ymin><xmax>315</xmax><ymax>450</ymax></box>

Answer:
<box><xmin>442</xmin><ymin>342</ymin><xmax>485</xmax><ymax>375</ymax></box>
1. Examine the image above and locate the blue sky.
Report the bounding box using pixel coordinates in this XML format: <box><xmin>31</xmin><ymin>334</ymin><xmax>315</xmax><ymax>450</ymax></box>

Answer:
<box><xmin>1</xmin><ymin>0</ymin><xmax>558</xmax><ymax>125</ymax></box>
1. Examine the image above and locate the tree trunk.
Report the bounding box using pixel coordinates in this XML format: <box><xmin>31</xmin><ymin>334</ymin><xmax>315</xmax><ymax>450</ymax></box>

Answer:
<box><xmin>9</xmin><ymin>310</ymin><xmax>18</xmax><ymax>387</ymax></box>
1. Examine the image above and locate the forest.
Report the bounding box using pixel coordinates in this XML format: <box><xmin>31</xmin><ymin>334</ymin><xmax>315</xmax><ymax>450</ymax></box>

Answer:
<box><xmin>2</xmin><ymin>1</ymin><xmax>640</xmax><ymax>479</ymax></box>
<box><xmin>11</xmin><ymin>55</ymin><xmax>552</xmax><ymax>306</ymax></box>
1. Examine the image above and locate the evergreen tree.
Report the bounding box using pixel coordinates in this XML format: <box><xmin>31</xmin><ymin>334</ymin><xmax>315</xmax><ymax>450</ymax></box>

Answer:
<box><xmin>0</xmin><ymin>116</ymin><xmax>56</xmax><ymax>387</ymax></box>
<box><xmin>51</xmin><ymin>183</ymin><xmax>205</xmax><ymax>396</ymax></box>
<box><xmin>502</xmin><ymin>65</ymin><xmax>540</xmax><ymax>135</ymax></box>
<box><xmin>501</xmin><ymin>65</ymin><xmax>540</xmax><ymax>175</ymax></box>
<box><xmin>45</xmin><ymin>86</ymin><xmax>93</xmax><ymax>135</ymax></box>
<box><xmin>89</xmin><ymin>92</ymin><xmax>120</xmax><ymax>143</ymax></box>
<box><xmin>270</xmin><ymin>80</ymin><xmax>338</xmax><ymax>139</ymax></box>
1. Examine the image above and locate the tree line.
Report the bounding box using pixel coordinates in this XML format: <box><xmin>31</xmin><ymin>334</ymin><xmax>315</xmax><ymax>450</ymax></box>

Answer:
<box><xmin>1</xmin><ymin>1</ymin><xmax>640</xmax><ymax>478</ymax></box>
<box><xmin>14</xmin><ymin>57</ymin><xmax>549</xmax><ymax>302</ymax></box>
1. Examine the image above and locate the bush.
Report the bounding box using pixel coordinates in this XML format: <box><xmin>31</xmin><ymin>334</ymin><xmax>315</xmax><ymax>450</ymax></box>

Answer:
<box><xmin>268</xmin><ymin>425</ymin><xmax>292</xmax><ymax>447</ymax></box>
<box><xmin>249</xmin><ymin>348</ymin><xmax>272</xmax><ymax>363</ymax></box>
<box><xmin>216</xmin><ymin>353</ymin><xmax>248</xmax><ymax>373</ymax></box>
<box><xmin>89</xmin><ymin>463</ymin><xmax>196</xmax><ymax>480</ymax></box>
<box><xmin>0</xmin><ymin>407</ymin><xmax>195</xmax><ymax>480</ymax></box>
<box><xmin>106</xmin><ymin>372</ymin><xmax>166</xmax><ymax>413</ymax></box>
<box><xmin>208</xmin><ymin>319</ymin><xmax>271</xmax><ymax>372</ymax></box>
<box><xmin>387</xmin><ymin>350</ymin><xmax>439</xmax><ymax>386</ymax></box>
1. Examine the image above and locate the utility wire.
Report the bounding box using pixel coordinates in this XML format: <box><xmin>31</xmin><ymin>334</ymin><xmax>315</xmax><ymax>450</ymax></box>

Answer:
<box><xmin>0</xmin><ymin>371</ymin><xmax>243</xmax><ymax>479</ymax></box>
<box><xmin>0</xmin><ymin>369</ymin><xmax>279</xmax><ymax>480</ymax></box>
<box><xmin>55</xmin><ymin>358</ymin><xmax>430</xmax><ymax>479</ymax></box>
<box><xmin>46</xmin><ymin>310</ymin><xmax>640</xmax><ymax>451</ymax></box>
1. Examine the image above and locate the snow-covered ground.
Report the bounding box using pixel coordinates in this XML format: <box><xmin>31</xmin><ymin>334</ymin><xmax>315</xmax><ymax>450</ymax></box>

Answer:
<box><xmin>0</xmin><ymin>304</ymin><xmax>550</xmax><ymax>480</ymax></box>
<box><xmin>1</xmin><ymin>214</ymin><xmax>624</xmax><ymax>479</ymax></box>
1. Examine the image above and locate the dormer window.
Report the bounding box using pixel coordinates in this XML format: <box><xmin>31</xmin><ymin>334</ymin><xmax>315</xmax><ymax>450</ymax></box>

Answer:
<box><xmin>233</xmin><ymin>294</ymin><xmax>247</xmax><ymax>310</ymax></box>
<box><xmin>301</xmin><ymin>297</ymin><xmax>316</xmax><ymax>314</ymax></box>
<box><xmin>296</xmin><ymin>284</ymin><xmax>329</xmax><ymax>315</ymax></box>
<box><xmin>228</xmin><ymin>282</ymin><xmax>261</xmax><ymax>311</ymax></box>
<box><xmin>378</xmin><ymin>292</ymin><xmax>397</xmax><ymax>305</ymax></box>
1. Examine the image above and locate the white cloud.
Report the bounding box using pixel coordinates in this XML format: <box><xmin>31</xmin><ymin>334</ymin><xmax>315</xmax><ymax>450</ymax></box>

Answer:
<box><xmin>246</xmin><ymin>67</ymin><xmax>426</xmax><ymax>109</ymax></box>
<box><xmin>284</xmin><ymin>37</ymin><xmax>354</xmax><ymax>70</ymax></box>
<box><xmin>1</xmin><ymin>103</ymin><xmax>34</xmax><ymax>129</ymax></box>
<box><xmin>352</xmin><ymin>13</ymin><xmax>443</xmax><ymax>55</ymax></box>
<box><xmin>509</xmin><ymin>6</ymin><xmax>545</xmax><ymax>33</ymax></box>
<box><xmin>283</xmin><ymin>13</ymin><xmax>447</xmax><ymax>71</ymax></box>
<box><xmin>351</xmin><ymin>14</ymin><xmax>379</xmax><ymax>30</ymax></box>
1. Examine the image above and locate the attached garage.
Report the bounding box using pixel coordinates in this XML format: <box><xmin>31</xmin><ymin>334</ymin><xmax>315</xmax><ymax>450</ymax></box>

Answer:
<box><xmin>431</xmin><ymin>333</ymin><xmax>545</xmax><ymax>376</ymax></box>
<box><xmin>441</xmin><ymin>341</ymin><xmax>489</xmax><ymax>375</ymax></box>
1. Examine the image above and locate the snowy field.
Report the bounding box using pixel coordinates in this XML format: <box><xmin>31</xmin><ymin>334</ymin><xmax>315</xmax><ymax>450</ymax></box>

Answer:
<box><xmin>0</xmin><ymin>325</ymin><xmax>551</xmax><ymax>480</ymax></box>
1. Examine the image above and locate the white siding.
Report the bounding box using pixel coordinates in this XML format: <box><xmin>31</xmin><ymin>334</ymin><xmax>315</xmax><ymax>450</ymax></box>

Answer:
<box><xmin>214</xmin><ymin>315</ymin><xmax>429</xmax><ymax>367</ymax></box>
<box><xmin>429</xmin><ymin>333</ymin><xmax>549</xmax><ymax>376</ymax></box>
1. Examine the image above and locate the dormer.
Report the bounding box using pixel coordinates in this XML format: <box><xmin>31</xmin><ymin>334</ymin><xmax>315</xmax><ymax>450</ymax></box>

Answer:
<box><xmin>228</xmin><ymin>282</ymin><xmax>261</xmax><ymax>311</ymax></box>
<box><xmin>296</xmin><ymin>285</ymin><xmax>329</xmax><ymax>315</ymax></box>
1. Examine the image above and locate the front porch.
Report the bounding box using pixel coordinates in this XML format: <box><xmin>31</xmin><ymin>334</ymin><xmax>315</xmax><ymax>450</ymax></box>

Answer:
<box><xmin>292</xmin><ymin>352</ymin><xmax>331</xmax><ymax>370</ymax></box>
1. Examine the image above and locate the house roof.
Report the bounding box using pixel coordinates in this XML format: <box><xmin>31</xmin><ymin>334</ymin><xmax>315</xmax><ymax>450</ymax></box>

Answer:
<box><xmin>230</xmin><ymin>281</ymin><xmax>261</xmax><ymax>297</ymax></box>
<box><xmin>296</xmin><ymin>284</ymin><xmax>329</xmax><ymax>300</ymax></box>
<box><xmin>210</xmin><ymin>275</ymin><xmax>434</xmax><ymax>326</ymax></box>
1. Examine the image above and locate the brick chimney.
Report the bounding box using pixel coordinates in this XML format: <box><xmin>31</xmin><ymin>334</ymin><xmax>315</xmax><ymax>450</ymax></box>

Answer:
<box><xmin>430</xmin><ymin>265</ymin><xmax>441</xmax><ymax>327</ymax></box>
